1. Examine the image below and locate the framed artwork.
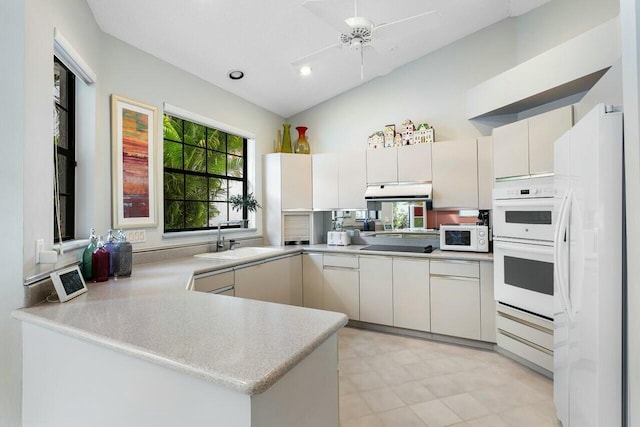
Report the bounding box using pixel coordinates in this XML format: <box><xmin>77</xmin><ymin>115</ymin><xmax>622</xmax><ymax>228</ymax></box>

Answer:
<box><xmin>111</xmin><ymin>95</ymin><xmax>158</xmax><ymax>228</ymax></box>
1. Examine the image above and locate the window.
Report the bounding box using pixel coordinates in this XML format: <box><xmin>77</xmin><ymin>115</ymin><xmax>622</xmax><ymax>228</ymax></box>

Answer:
<box><xmin>54</xmin><ymin>56</ymin><xmax>76</xmax><ymax>241</ymax></box>
<box><xmin>163</xmin><ymin>115</ymin><xmax>247</xmax><ymax>232</ymax></box>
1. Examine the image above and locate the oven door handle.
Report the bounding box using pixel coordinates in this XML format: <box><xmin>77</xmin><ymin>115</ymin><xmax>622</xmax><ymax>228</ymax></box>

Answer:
<box><xmin>554</xmin><ymin>190</ymin><xmax>573</xmax><ymax>321</ymax></box>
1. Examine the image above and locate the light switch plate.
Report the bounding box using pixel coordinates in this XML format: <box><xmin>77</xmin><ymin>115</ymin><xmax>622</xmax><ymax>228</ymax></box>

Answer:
<box><xmin>125</xmin><ymin>230</ymin><xmax>146</xmax><ymax>244</ymax></box>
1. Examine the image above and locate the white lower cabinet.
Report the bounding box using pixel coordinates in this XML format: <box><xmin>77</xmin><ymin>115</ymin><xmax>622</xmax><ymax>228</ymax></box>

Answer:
<box><xmin>430</xmin><ymin>260</ymin><xmax>481</xmax><ymax>340</ymax></box>
<box><xmin>324</xmin><ymin>268</ymin><xmax>360</xmax><ymax>320</ymax></box>
<box><xmin>235</xmin><ymin>263</ymin><xmax>265</xmax><ymax>301</ymax></box>
<box><xmin>192</xmin><ymin>270</ymin><xmax>234</xmax><ymax>294</ymax></box>
<box><xmin>302</xmin><ymin>253</ymin><xmax>324</xmax><ymax>309</ymax></box>
<box><xmin>359</xmin><ymin>256</ymin><xmax>393</xmax><ymax>326</ymax></box>
<box><xmin>235</xmin><ymin>255</ymin><xmax>302</xmax><ymax>305</ymax></box>
<box><xmin>392</xmin><ymin>258</ymin><xmax>430</xmax><ymax>332</ymax></box>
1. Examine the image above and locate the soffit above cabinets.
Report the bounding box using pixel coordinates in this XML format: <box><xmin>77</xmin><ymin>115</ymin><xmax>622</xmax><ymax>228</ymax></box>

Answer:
<box><xmin>85</xmin><ymin>0</ymin><xmax>551</xmax><ymax>118</ymax></box>
<box><xmin>467</xmin><ymin>17</ymin><xmax>620</xmax><ymax>119</ymax></box>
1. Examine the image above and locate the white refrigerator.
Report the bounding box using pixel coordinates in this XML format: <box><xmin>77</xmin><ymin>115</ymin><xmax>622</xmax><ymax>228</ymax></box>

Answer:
<box><xmin>553</xmin><ymin>103</ymin><xmax>623</xmax><ymax>427</ymax></box>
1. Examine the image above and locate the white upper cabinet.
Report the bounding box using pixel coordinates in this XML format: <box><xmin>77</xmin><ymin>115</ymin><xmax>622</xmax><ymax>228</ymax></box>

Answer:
<box><xmin>477</xmin><ymin>136</ymin><xmax>493</xmax><ymax>210</ymax></box>
<box><xmin>493</xmin><ymin>105</ymin><xmax>573</xmax><ymax>179</ymax></box>
<box><xmin>265</xmin><ymin>153</ymin><xmax>312</xmax><ymax>211</ymax></box>
<box><xmin>397</xmin><ymin>143</ymin><xmax>432</xmax><ymax>183</ymax></box>
<box><xmin>432</xmin><ymin>139</ymin><xmax>478</xmax><ymax>209</ymax></box>
<box><xmin>366</xmin><ymin>147</ymin><xmax>398</xmax><ymax>184</ymax></box>
<box><xmin>528</xmin><ymin>106</ymin><xmax>573</xmax><ymax>175</ymax></box>
<box><xmin>312</xmin><ymin>153</ymin><xmax>339</xmax><ymax>210</ymax></box>
<box><xmin>338</xmin><ymin>150</ymin><xmax>367</xmax><ymax>210</ymax></box>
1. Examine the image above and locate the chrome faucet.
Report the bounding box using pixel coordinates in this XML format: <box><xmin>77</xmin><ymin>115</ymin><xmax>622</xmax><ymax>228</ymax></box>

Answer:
<box><xmin>216</xmin><ymin>220</ymin><xmax>244</xmax><ymax>251</ymax></box>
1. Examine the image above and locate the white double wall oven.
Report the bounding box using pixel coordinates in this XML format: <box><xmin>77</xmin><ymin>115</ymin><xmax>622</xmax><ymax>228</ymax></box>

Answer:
<box><xmin>493</xmin><ymin>181</ymin><xmax>555</xmax><ymax>319</ymax></box>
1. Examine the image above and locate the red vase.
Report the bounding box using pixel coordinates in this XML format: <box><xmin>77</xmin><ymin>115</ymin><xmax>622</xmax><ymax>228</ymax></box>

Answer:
<box><xmin>294</xmin><ymin>126</ymin><xmax>310</xmax><ymax>154</ymax></box>
<box><xmin>92</xmin><ymin>245</ymin><xmax>110</xmax><ymax>282</ymax></box>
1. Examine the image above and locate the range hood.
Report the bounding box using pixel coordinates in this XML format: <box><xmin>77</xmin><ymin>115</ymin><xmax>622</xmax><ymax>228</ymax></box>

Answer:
<box><xmin>364</xmin><ymin>182</ymin><xmax>432</xmax><ymax>202</ymax></box>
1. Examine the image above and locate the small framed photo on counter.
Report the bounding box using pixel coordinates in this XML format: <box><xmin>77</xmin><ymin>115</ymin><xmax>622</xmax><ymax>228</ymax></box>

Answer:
<box><xmin>50</xmin><ymin>265</ymin><xmax>88</xmax><ymax>303</ymax></box>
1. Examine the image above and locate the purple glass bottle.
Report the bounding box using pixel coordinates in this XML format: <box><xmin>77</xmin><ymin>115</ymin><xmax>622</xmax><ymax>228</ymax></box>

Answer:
<box><xmin>92</xmin><ymin>235</ymin><xmax>110</xmax><ymax>282</ymax></box>
<box><xmin>104</xmin><ymin>229</ymin><xmax>116</xmax><ymax>276</ymax></box>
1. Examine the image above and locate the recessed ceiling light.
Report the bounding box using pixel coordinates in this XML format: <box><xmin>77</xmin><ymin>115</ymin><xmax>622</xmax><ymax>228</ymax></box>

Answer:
<box><xmin>228</xmin><ymin>70</ymin><xmax>244</xmax><ymax>80</ymax></box>
<box><xmin>299</xmin><ymin>66</ymin><xmax>312</xmax><ymax>77</ymax></box>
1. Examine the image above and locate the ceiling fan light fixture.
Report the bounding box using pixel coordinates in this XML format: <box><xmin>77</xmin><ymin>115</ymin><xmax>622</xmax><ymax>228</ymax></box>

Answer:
<box><xmin>228</xmin><ymin>70</ymin><xmax>245</xmax><ymax>80</ymax></box>
<box><xmin>298</xmin><ymin>65</ymin><xmax>313</xmax><ymax>77</ymax></box>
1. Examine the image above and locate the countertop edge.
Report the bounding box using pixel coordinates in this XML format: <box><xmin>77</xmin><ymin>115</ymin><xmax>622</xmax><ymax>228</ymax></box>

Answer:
<box><xmin>12</xmin><ymin>308</ymin><xmax>348</xmax><ymax>395</ymax></box>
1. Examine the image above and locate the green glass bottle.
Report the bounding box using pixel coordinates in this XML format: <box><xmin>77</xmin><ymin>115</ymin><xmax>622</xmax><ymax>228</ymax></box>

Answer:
<box><xmin>281</xmin><ymin>124</ymin><xmax>293</xmax><ymax>153</ymax></box>
<box><xmin>82</xmin><ymin>228</ymin><xmax>97</xmax><ymax>280</ymax></box>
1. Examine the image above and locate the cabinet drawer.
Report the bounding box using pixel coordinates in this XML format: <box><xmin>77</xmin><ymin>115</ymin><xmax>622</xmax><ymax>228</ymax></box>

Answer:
<box><xmin>496</xmin><ymin>312</ymin><xmax>553</xmax><ymax>351</ymax></box>
<box><xmin>497</xmin><ymin>330</ymin><xmax>553</xmax><ymax>372</ymax></box>
<box><xmin>193</xmin><ymin>271</ymin><xmax>235</xmax><ymax>293</ymax></box>
<box><xmin>430</xmin><ymin>260</ymin><xmax>479</xmax><ymax>278</ymax></box>
<box><xmin>323</xmin><ymin>254</ymin><xmax>358</xmax><ymax>269</ymax></box>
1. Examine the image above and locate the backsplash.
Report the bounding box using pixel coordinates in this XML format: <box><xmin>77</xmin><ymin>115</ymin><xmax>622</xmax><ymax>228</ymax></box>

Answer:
<box><xmin>427</xmin><ymin>210</ymin><xmax>478</xmax><ymax>228</ymax></box>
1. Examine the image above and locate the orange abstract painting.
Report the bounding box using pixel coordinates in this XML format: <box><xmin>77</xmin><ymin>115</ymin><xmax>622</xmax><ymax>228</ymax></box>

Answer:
<box><xmin>121</xmin><ymin>108</ymin><xmax>150</xmax><ymax>218</ymax></box>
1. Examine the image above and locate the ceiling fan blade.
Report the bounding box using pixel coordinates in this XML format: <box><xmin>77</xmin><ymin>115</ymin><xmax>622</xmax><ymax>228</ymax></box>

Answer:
<box><xmin>302</xmin><ymin>0</ymin><xmax>351</xmax><ymax>33</ymax></box>
<box><xmin>362</xmin><ymin>46</ymin><xmax>395</xmax><ymax>78</ymax></box>
<box><xmin>373</xmin><ymin>10</ymin><xmax>437</xmax><ymax>32</ymax></box>
<box><xmin>291</xmin><ymin>42</ymin><xmax>342</xmax><ymax>68</ymax></box>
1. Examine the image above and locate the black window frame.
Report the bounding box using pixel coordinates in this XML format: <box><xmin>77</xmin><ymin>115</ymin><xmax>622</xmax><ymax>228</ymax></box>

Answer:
<box><xmin>163</xmin><ymin>115</ymin><xmax>248</xmax><ymax>232</ymax></box>
<box><xmin>53</xmin><ymin>56</ymin><xmax>76</xmax><ymax>241</ymax></box>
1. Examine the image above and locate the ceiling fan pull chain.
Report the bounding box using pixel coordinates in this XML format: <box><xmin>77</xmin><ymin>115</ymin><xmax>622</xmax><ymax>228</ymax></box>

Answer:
<box><xmin>360</xmin><ymin>46</ymin><xmax>364</xmax><ymax>80</ymax></box>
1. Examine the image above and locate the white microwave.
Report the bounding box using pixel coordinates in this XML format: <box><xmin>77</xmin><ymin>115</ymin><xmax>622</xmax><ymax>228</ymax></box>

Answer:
<box><xmin>439</xmin><ymin>224</ymin><xmax>489</xmax><ymax>253</ymax></box>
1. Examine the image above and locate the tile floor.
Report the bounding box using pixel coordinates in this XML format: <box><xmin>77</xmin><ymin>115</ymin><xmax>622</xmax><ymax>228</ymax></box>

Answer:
<box><xmin>338</xmin><ymin>327</ymin><xmax>560</xmax><ymax>427</ymax></box>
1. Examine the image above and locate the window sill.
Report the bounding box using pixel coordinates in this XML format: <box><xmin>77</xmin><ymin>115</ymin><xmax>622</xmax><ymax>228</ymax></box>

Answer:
<box><xmin>53</xmin><ymin>238</ymin><xmax>89</xmax><ymax>252</ymax></box>
<box><xmin>162</xmin><ymin>228</ymin><xmax>258</xmax><ymax>239</ymax></box>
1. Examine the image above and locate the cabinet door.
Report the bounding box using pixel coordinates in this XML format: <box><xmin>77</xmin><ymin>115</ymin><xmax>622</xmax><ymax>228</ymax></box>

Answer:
<box><xmin>303</xmin><ymin>253</ymin><xmax>324</xmax><ymax>309</ymax></box>
<box><xmin>323</xmin><ymin>268</ymin><xmax>360</xmax><ymax>320</ymax></box>
<box><xmin>528</xmin><ymin>105</ymin><xmax>573</xmax><ymax>175</ymax></box>
<box><xmin>193</xmin><ymin>271</ymin><xmax>234</xmax><ymax>293</ymax></box>
<box><xmin>430</xmin><ymin>275</ymin><xmax>481</xmax><ymax>340</ymax></box>
<box><xmin>281</xmin><ymin>154</ymin><xmax>312</xmax><ymax>210</ymax></box>
<box><xmin>477</xmin><ymin>136</ymin><xmax>493</xmax><ymax>210</ymax></box>
<box><xmin>359</xmin><ymin>257</ymin><xmax>393</xmax><ymax>326</ymax></box>
<box><xmin>312</xmin><ymin>153</ymin><xmax>339</xmax><ymax>210</ymax></box>
<box><xmin>366</xmin><ymin>148</ymin><xmax>397</xmax><ymax>184</ymax></box>
<box><xmin>338</xmin><ymin>150</ymin><xmax>367</xmax><ymax>210</ymax></box>
<box><xmin>393</xmin><ymin>258</ymin><xmax>430</xmax><ymax>332</ymax></box>
<box><xmin>262</xmin><ymin>256</ymin><xmax>302</xmax><ymax>306</ymax></box>
<box><xmin>493</xmin><ymin>119</ymin><xmax>529</xmax><ymax>179</ymax></box>
<box><xmin>235</xmin><ymin>264</ymin><xmax>265</xmax><ymax>301</ymax></box>
<box><xmin>397</xmin><ymin>144</ymin><xmax>432</xmax><ymax>183</ymax></box>
<box><xmin>432</xmin><ymin>139</ymin><xmax>478</xmax><ymax>209</ymax></box>
<box><xmin>479</xmin><ymin>262</ymin><xmax>496</xmax><ymax>343</ymax></box>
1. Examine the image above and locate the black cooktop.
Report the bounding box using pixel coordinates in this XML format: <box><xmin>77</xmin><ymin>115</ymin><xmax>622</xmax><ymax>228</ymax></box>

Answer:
<box><xmin>361</xmin><ymin>245</ymin><xmax>433</xmax><ymax>253</ymax></box>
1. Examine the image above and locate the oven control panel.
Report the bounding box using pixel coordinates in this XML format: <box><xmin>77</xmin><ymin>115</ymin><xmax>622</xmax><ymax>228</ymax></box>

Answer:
<box><xmin>493</xmin><ymin>185</ymin><xmax>555</xmax><ymax>200</ymax></box>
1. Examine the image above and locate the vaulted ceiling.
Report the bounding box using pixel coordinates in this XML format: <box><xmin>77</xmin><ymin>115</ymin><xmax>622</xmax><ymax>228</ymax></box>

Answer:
<box><xmin>86</xmin><ymin>0</ymin><xmax>551</xmax><ymax>117</ymax></box>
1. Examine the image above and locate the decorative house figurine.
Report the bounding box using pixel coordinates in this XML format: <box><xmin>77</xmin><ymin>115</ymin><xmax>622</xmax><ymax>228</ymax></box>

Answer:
<box><xmin>401</xmin><ymin>119</ymin><xmax>415</xmax><ymax>145</ymax></box>
<box><xmin>394</xmin><ymin>133</ymin><xmax>402</xmax><ymax>147</ymax></box>
<box><xmin>367</xmin><ymin>131</ymin><xmax>384</xmax><ymax>149</ymax></box>
<box><xmin>414</xmin><ymin>123</ymin><xmax>435</xmax><ymax>144</ymax></box>
<box><xmin>383</xmin><ymin>125</ymin><xmax>395</xmax><ymax>147</ymax></box>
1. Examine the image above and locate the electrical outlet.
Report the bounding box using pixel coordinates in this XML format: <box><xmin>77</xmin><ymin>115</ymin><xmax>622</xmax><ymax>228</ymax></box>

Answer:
<box><xmin>125</xmin><ymin>230</ymin><xmax>146</xmax><ymax>244</ymax></box>
<box><xmin>36</xmin><ymin>239</ymin><xmax>44</xmax><ymax>264</ymax></box>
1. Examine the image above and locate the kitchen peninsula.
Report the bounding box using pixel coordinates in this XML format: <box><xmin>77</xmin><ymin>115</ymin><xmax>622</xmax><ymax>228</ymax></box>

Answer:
<box><xmin>13</xmin><ymin>249</ymin><xmax>347</xmax><ymax>427</ymax></box>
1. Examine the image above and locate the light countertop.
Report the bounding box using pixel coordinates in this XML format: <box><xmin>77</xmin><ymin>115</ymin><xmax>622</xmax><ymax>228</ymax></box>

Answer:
<box><xmin>304</xmin><ymin>244</ymin><xmax>494</xmax><ymax>262</ymax></box>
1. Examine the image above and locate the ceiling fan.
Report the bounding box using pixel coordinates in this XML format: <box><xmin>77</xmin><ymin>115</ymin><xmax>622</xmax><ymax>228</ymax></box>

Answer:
<box><xmin>294</xmin><ymin>0</ymin><xmax>437</xmax><ymax>79</ymax></box>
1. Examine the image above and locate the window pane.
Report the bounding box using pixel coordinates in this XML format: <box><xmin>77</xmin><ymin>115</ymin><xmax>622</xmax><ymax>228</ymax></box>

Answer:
<box><xmin>183</xmin><ymin>122</ymin><xmax>206</xmax><ymax>146</ymax></box>
<box><xmin>227</xmin><ymin>155</ymin><xmax>243</xmax><ymax>178</ymax></box>
<box><xmin>229</xmin><ymin>179</ymin><xmax>243</xmax><ymax>199</ymax></box>
<box><xmin>185</xmin><ymin>201</ymin><xmax>208</xmax><ymax>228</ymax></box>
<box><xmin>57</xmin><ymin>154</ymin><xmax>67</xmax><ymax>193</ymax></box>
<box><xmin>54</xmin><ymin>62</ymin><xmax>68</xmax><ymax>108</ymax></box>
<box><xmin>54</xmin><ymin>106</ymin><xmax>69</xmax><ymax>149</ymax></box>
<box><xmin>163</xmin><ymin>116</ymin><xmax>183</xmax><ymax>142</ymax></box>
<box><xmin>163</xmin><ymin>141</ymin><xmax>183</xmax><ymax>169</ymax></box>
<box><xmin>209</xmin><ymin>202</ymin><xmax>228</xmax><ymax>226</ymax></box>
<box><xmin>185</xmin><ymin>175</ymin><xmax>207</xmax><ymax>201</ymax></box>
<box><xmin>207</xmin><ymin>151</ymin><xmax>226</xmax><ymax>175</ymax></box>
<box><xmin>164</xmin><ymin>201</ymin><xmax>184</xmax><ymax>230</ymax></box>
<box><xmin>57</xmin><ymin>195</ymin><xmax>67</xmax><ymax>237</ymax></box>
<box><xmin>209</xmin><ymin>178</ymin><xmax>226</xmax><ymax>201</ymax></box>
<box><xmin>184</xmin><ymin>145</ymin><xmax>206</xmax><ymax>172</ymax></box>
<box><xmin>164</xmin><ymin>172</ymin><xmax>184</xmax><ymax>199</ymax></box>
<box><xmin>227</xmin><ymin>134</ymin><xmax>243</xmax><ymax>155</ymax></box>
<box><xmin>207</xmin><ymin>128</ymin><xmax>225</xmax><ymax>150</ymax></box>
<box><xmin>229</xmin><ymin>207</ymin><xmax>243</xmax><ymax>222</ymax></box>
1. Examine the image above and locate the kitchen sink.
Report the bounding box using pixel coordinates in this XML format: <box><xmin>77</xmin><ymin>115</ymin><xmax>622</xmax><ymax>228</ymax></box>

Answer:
<box><xmin>194</xmin><ymin>246</ymin><xmax>285</xmax><ymax>260</ymax></box>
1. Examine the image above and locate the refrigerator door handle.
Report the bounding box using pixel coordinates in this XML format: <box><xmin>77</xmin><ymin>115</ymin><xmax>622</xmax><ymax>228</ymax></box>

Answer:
<box><xmin>554</xmin><ymin>190</ymin><xmax>573</xmax><ymax>321</ymax></box>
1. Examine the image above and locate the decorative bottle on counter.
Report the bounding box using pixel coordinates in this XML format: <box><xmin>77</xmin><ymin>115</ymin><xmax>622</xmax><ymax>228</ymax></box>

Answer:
<box><xmin>104</xmin><ymin>229</ymin><xmax>116</xmax><ymax>276</ymax></box>
<box><xmin>81</xmin><ymin>228</ymin><xmax>97</xmax><ymax>281</ymax></box>
<box><xmin>281</xmin><ymin>124</ymin><xmax>293</xmax><ymax>153</ymax></box>
<box><xmin>91</xmin><ymin>235</ymin><xmax>110</xmax><ymax>282</ymax></box>
<box><xmin>294</xmin><ymin>126</ymin><xmax>310</xmax><ymax>154</ymax></box>
<box><xmin>112</xmin><ymin>230</ymin><xmax>133</xmax><ymax>278</ymax></box>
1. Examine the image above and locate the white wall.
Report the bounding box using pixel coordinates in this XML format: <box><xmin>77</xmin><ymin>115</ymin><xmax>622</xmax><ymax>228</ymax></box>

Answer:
<box><xmin>288</xmin><ymin>0</ymin><xmax>620</xmax><ymax>155</ymax></box>
<box><xmin>22</xmin><ymin>0</ymin><xmax>284</xmax><ymax>281</ymax></box>
<box><xmin>0</xmin><ymin>1</ymin><xmax>25</xmax><ymax>425</ymax></box>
